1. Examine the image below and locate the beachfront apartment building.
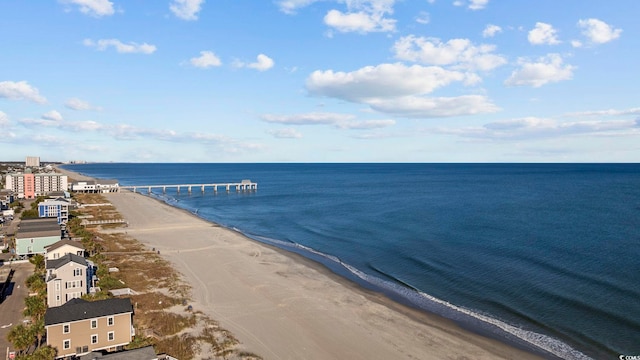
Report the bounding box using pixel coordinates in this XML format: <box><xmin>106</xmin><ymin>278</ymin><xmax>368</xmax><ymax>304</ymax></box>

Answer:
<box><xmin>4</xmin><ymin>171</ymin><xmax>68</xmax><ymax>199</ymax></box>
<box><xmin>38</xmin><ymin>198</ymin><xmax>71</xmax><ymax>224</ymax></box>
<box><xmin>46</xmin><ymin>253</ymin><xmax>95</xmax><ymax>307</ymax></box>
<box><xmin>45</xmin><ymin>298</ymin><xmax>135</xmax><ymax>358</ymax></box>
<box><xmin>14</xmin><ymin>218</ymin><xmax>62</xmax><ymax>259</ymax></box>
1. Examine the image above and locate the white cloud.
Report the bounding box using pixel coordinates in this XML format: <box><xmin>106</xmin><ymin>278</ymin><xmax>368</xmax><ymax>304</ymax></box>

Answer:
<box><xmin>392</xmin><ymin>36</ymin><xmax>507</xmax><ymax>71</ymax></box>
<box><xmin>83</xmin><ymin>38</ymin><xmax>157</xmax><ymax>54</ymax></box>
<box><xmin>468</xmin><ymin>0</ymin><xmax>489</xmax><ymax>10</ymax></box>
<box><xmin>528</xmin><ymin>22</ymin><xmax>561</xmax><ymax>45</ymax></box>
<box><xmin>170</xmin><ymin>0</ymin><xmax>205</xmax><ymax>21</ymax></box>
<box><xmin>367</xmin><ymin>95</ymin><xmax>499</xmax><ymax>118</ymax></box>
<box><xmin>571</xmin><ymin>40</ymin><xmax>583</xmax><ymax>48</ymax></box>
<box><xmin>324</xmin><ymin>9</ymin><xmax>396</xmax><ymax>33</ymax></box>
<box><xmin>249</xmin><ymin>54</ymin><xmax>275</xmax><ymax>71</ymax></box>
<box><xmin>306</xmin><ymin>63</ymin><xmax>498</xmax><ymax>118</ymax></box>
<box><xmin>235</xmin><ymin>54</ymin><xmax>274</xmax><ymax>71</ymax></box>
<box><xmin>415</xmin><ymin>11</ymin><xmax>430</xmax><ymax>24</ymax></box>
<box><xmin>276</xmin><ymin>0</ymin><xmax>398</xmax><ymax>33</ymax></box>
<box><xmin>276</xmin><ymin>0</ymin><xmax>320</xmax><ymax>14</ymax></box>
<box><xmin>60</xmin><ymin>0</ymin><xmax>114</xmax><ymax>17</ymax></box>
<box><xmin>482</xmin><ymin>24</ymin><xmax>502</xmax><ymax>38</ymax></box>
<box><xmin>326</xmin><ymin>0</ymin><xmax>397</xmax><ymax>33</ymax></box>
<box><xmin>577</xmin><ymin>18</ymin><xmax>622</xmax><ymax>44</ymax></box>
<box><xmin>267</xmin><ymin>128</ymin><xmax>303</xmax><ymax>139</ymax></box>
<box><xmin>504</xmin><ymin>54</ymin><xmax>574</xmax><ymax>88</ymax></box>
<box><xmin>189</xmin><ymin>51</ymin><xmax>222</xmax><ymax>68</ymax></box>
<box><xmin>564</xmin><ymin>107</ymin><xmax>640</xmax><ymax>118</ymax></box>
<box><xmin>262</xmin><ymin>112</ymin><xmax>396</xmax><ymax>129</ymax></box>
<box><xmin>337</xmin><ymin>119</ymin><xmax>396</xmax><ymax>129</ymax></box>
<box><xmin>0</xmin><ymin>111</ymin><xmax>9</xmax><ymax>127</ymax></box>
<box><xmin>307</xmin><ymin>63</ymin><xmax>466</xmax><ymax>101</ymax></box>
<box><xmin>19</xmin><ymin>118</ymin><xmax>61</xmax><ymax>128</ymax></box>
<box><xmin>0</xmin><ymin>80</ymin><xmax>47</xmax><ymax>104</ymax></box>
<box><xmin>17</xmin><ymin>115</ymin><xmax>261</xmax><ymax>152</ymax></box>
<box><xmin>451</xmin><ymin>0</ymin><xmax>488</xmax><ymax>9</ymax></box>
<box><xmin>435</xmin><ymin>117</ymin><xmax>639</xmax><ymax>140</ymax></box>
<box><xmin>42</xmin><ymin>110</ymin><xmax>64</xmax><ymax>121</ymax></box>
<box><xmin>262</xmin><ymin>112</ymin><xmax>354</xmax><ymax>125</ymax></box>
<box><xmin>65</xmin><ymin>97</ymin><xmax>101</xmax><ymax>111</ymax></box>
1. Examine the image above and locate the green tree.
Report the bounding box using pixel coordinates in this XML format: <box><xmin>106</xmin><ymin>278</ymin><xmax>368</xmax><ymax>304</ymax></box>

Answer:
<box><xmin>28</xmin><ymin>255</ymin><xmax>46</xmax><ymax>275</ymax></box>
<box><xmin>20</xmin><ymin>209</ymin><xmax>39</xmax><ymax>219</ymax></box>
<box><xmin>24</xmin><ymin>345</ymin><xmax>56</xmax><ymax>360</ymax></box>
<box><xmin>24</xmin><ymin>295</ymin><xmax>47</xmax><ymax>322</ymax></box>
<box><xmin>8</xmin><ymin>324</ymin><xmax>35</xmax><ymax>356</ymax></box>
<box><xmin>29</xmin><ymin>319</ymin><xmax>46</xmax><ymax>350</ymax></box>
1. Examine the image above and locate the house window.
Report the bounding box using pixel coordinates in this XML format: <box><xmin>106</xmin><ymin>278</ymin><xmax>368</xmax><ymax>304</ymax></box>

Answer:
<box><xmin>91</xmin><ymin>319</ymin><xmax>97</xmax><ymax>329</ymax></box>
<box><xmin>107</xmin><ymin>317</ymin><xmax>114</xmax><ymax>326</ymax></box>
<box><xmin>63</xmin><ymin>339</ymin><xmax>71</xmax><ymax>350</ymax></box>
<box><xmin>74</xmin><ymin>268</ymin><xmax>83</xmax><ymax>276</ymax></box>
<box><xmin>63</xmin><ymin>324</ymin><xmax>70</xmax><ymax>334</ymax></box>
<box><xmin>107</xmin><ymin>331</ymin><xmax>114</xmax><ymax>341</ymax></box>
<box><xmin>91</xmin><ymin>334</ymin><xmax>98</xmax><ymax>344</ymax></box>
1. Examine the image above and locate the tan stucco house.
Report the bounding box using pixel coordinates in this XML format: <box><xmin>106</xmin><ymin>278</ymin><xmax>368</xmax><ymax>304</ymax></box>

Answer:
<box><xmin>44</xmin><ymin>298</ymin><xmax>135</xmax><ymax>359</ymax></box>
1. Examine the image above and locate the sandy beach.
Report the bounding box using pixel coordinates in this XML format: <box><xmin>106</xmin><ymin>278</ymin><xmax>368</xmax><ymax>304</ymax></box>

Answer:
<box><xmin>61</xmin><ymin>168</ymin><xmax>543</xmax><ymax>359</ymax></box>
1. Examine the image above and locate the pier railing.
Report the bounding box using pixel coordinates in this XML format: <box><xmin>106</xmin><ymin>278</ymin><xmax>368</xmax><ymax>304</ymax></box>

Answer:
<box><xmin>119</xmin><ymin>180</ymin><xmax>257</xmax><ymax>194</ymax></box>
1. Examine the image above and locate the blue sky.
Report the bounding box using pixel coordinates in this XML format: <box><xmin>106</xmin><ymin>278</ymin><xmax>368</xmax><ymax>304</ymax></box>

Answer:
<box><xmin>1</xmin><ymin>0</ymin><xmax>638</xmax><ymax>163</ymax></box>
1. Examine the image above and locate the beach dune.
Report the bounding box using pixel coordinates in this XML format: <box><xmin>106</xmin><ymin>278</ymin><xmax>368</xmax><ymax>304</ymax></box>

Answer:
<box><xmin>98</xmin><ymin>189</ymin><xmax>542</xmax><ymax>360</ymax></box>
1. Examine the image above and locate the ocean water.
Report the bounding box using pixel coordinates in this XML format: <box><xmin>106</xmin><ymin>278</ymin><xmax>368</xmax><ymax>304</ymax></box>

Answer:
<box><xmin>63</xmin><ymin>163</ymin><xmax>640</xmax><ymax>359</ymax></box>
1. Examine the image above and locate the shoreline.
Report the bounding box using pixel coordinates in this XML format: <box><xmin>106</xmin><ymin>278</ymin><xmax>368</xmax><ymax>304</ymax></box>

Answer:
<box><xmin>59</xmin><ymin>167</ymin><xmax>546</xmax><ymax>359</ymax></box>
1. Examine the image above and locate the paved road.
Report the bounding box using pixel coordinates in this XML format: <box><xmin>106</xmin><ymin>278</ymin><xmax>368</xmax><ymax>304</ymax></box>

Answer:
<box><xmin>0</xmin><ymin>261</ymin><xmax>34</xmax><ymax>356</ymax></box>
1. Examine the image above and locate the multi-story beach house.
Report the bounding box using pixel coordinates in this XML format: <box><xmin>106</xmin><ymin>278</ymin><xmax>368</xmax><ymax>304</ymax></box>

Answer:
<box><xmin>38</xmin><ymin>198</ymin><xmax>71</xmax><ymax>224</ymax></box>
<box><xmin>14</xmin><ymin>218</ymin><xmax>62</xmax><ymax>259</ymax></box>
<box><xmin>46</xmin><ymin>253</ymin><xmax>96</xmax><ymax>307</ymax></box>
<box><xmin>4</xmin><ymin>171</ymin><xmax>68</xmax><ymax>199</ymax></box>
<box><xmin>0</xmin><ymin>189</ymin><xmax>14</xmax><ymax>210</ymax></box>
<box><xmin>45</xmin><ymin>239</ymin><xmax>86</xmax><ymax>260</ymax></box>
<box><xmin>44</xmin><ymin>298</ymin><xmax>135</xmax><ymax>358</ymax></box>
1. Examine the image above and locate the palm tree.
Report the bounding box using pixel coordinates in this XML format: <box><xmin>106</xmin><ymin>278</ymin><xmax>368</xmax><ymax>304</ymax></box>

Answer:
<box><xmin>30</xmin><ymin>318</ymin><xmax>46</xmax><ymax>349</ymax></box>
<box><xmin>29</xmin><ymin>345</ymin><xmax>57</xmax><ymax>360</ymax></box>
<box><xmin>7</xmin><ymin>324</ymin><xmax>35</xmax><ymax>356</ymax></box>
<box><xmin>29</xmin><ymin>254</ymin><xmax>46</xmax><ymax>274</ymax></box>
<box><xmin>25</xmin><ymin>273</ymin><xmax>46</xmax><ymax>295</ymax></box>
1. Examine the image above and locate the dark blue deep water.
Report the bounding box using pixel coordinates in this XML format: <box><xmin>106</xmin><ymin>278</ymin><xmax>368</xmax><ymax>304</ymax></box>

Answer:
<box><xmin>62</xmin><ymin>163</ymin><xmax>640</xmax><ymax>359</ymax></box>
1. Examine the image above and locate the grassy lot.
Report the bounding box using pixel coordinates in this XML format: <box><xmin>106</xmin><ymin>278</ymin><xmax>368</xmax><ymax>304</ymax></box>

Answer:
<box><xmin>69</xmin><ymin>193</ymin><xmax>262</xmax><ymax>360</ymax></box>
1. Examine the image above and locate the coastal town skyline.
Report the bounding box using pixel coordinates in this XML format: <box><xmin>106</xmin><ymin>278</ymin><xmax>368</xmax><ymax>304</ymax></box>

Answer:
<box><xmin>1</xmin><ymin>1</ymin><xmax>638</xmax><ymax>163</ymax></box>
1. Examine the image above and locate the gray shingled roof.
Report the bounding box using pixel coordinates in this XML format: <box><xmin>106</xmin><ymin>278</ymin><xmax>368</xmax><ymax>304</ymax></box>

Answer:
<box><xmin>45</xmin><ymin>239</ymin><xmax>85</xmax><ymax>252</ymax></box>
<box><xmin>16</xmin><ymin>218</ymin><xmax>61</xmax><ymax>239</ymax></box>
<box><xmin>45</xmin><ymin>298</ymin><xmax>133</xmax><ymax>326</ymax></box>
<box><xmin>46</xmin><ymin>253</ymin><xmax>87</xmax><ymax>269</ymax></box>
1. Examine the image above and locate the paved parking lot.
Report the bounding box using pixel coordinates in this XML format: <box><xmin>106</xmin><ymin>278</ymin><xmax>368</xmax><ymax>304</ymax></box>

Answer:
<box><xmin>0</xmin><ymin>261</ymin><xmax>35</xmax><ymax>355</ymax></box>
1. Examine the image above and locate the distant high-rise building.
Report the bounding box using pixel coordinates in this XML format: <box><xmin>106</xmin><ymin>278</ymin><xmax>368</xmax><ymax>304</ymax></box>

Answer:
<box><xmin>26</xmin><ymin>156</ymin><xmax>41</xmax><ymax>167</ymax></box>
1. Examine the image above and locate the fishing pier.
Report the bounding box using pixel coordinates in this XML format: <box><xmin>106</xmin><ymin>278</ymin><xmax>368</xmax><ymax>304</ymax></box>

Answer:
<box><xmin>119</xmin><ymin>179</ymin><xmax>257</xmax><ymax>194</ymax></box>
